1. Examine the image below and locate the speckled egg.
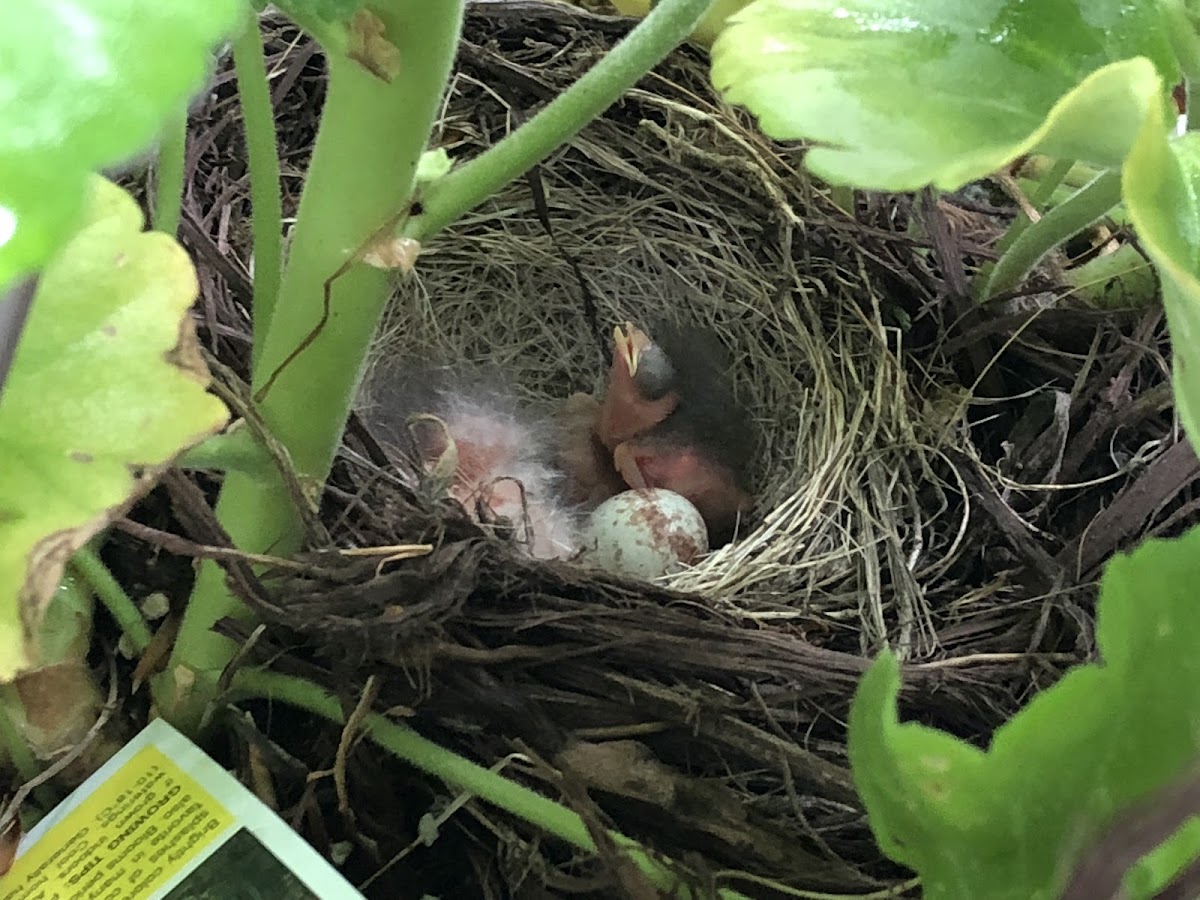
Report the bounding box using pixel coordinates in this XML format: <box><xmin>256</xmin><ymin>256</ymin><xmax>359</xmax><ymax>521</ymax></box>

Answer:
<box><xmin>580</xmin><ymin>488</ymin><xmax>709</xmax><ymax>579</ymax></box>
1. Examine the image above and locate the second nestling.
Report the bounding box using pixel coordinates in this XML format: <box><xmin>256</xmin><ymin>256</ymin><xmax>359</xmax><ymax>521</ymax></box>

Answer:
<box><xmin>389</xmin><ymin>320</ymin><xmax>757</xmax><ymax>578</ymax></box>
<box><xmin>558</xmin><ymin>321</ymin><xmax>756</xmax><ymax>547</ymax></box>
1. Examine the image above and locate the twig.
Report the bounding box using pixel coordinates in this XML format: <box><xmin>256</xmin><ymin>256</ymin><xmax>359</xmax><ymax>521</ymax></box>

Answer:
<box><xmin>336</xmin><ymin>675</ymin><xmax>379</xmax><ymax>819</ymax></box>
<box><xmin>115</xmin><ymin>518</ymin><xmax>313</xmax><ymax>570</ymax></box>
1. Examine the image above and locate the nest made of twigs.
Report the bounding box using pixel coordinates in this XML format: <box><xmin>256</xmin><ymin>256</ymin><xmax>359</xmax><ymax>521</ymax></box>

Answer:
<box><xmin>352</xmin><ymin>2</ymin><xmax>965</xmax><ymax>659</ymax></box>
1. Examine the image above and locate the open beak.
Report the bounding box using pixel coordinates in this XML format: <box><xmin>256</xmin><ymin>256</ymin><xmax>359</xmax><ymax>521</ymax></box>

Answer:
<box><xmin>613</xmin><ymin>322</ymin><xmax>652</xmax><ymax>377</ymax></box>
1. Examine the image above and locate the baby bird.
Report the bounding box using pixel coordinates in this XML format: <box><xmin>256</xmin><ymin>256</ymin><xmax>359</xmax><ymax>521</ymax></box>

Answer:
<box><xmin>360</xmin><ymin>362</ymin><xmax>580</xmax><ymax>561</ymax></box>
<box><xmin>555</xmin><ymin>390</ymin><xmax>629</xmax><ymax>508</ymax></box>
<box><xmin>559</xmin><ymin>321</ymin><xmax>756</xmax><ymax>546</ymax></box>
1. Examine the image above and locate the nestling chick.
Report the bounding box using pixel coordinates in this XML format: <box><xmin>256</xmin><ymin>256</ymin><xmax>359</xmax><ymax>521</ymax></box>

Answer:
<box><xmin>556</xmin><ymin>391</ymin><xmax>629</xmax><ymax>508</ymax></box>
<box><xmin>559</xmin><ymin>321</ymin><xmax>756</xmax><ymax>546</ymax></box>
<box><xmin>359</xmin><ymin>364</ymin><xmax>581</xmax><ymax>561</ymax></box>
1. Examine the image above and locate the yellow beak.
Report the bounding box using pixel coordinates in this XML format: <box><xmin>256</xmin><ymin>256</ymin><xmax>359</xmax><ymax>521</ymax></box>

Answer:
<box><xmin>613</xmin><ymin>322</ymin><xmax>651</xmax><ymax>377</ymax></box>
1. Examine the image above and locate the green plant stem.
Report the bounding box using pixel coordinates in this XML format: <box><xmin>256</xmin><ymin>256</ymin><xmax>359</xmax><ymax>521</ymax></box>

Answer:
<box><xmin>164</xmin><ymin>1</ymin><xmax>465</xmax><ymax>735</ymax></box>
<box><xmin>0</xmin><ymin>683</ymin><xmax>60</xmax><ymax>812</ymax></box>
<box><xmin>402</xmin><ymin>0</ymin><xmax>715</xmax><ymax>242</ymax></box>
<box><xmin>713</xmin><ymin>871</ymin><xmax>921</xmax><ymax>900</ymax></box>
<box><xmin>994</xmin><ymin>158</ymin><xmax>1074</xmax><ymax>256</ymax></box>
<box><xmin>275</xmin><ymin>3</ymin><xmax>350</xmax><ymax>55</ymax></box>
<box><xmin>1016</xmin><ymin>155</ymin><xmax>1104</xmax><ymax>190</ymax></box>
<box><xmin>0</xmin><ymin>686</ymin><xmax>41</xmax><ymax>786</ymax></box>
<box><xmin>1164</xmin><ymin>1</ymin><xmax>1200</xmax><ymax>85</ymax></box>
<box><xmin>231</xmin><ymin>667</ymin><xmax>754</xmax><ymax>900</ymax></box>
<box><xmin>828</xmin><ymin>184</ymin><xmax>855</xmax><ymax>216</ymax></box>
<box><xmin>232</xmin><ymin>5</ymin><xmax>284</xmax><ymax>369</ymax></box>
<box><xmin>177</xmin><ymin>424</ymin><xmax>273</xmax><ymax>475</ymax></box>
<box><xmin>985</xmin><ymin>170</ymin><xmax>1123</xmax><ymax>300</ymax></box>
<box><xmin>70</xmin><ymin>547</ymin><xmax>151</xmax><ymax>653</ymax></box>
<box><xmin>1028</xmin><ymin>159</ymin><xmax>1075</xmax><ymax>208</ymax></box>
<box><xmin>1013</xmin><ymin>177</ymin><xmax>1133</xmax><ymax>229</ymax></box>
<box><xmin>152</xmin><ymin>113</ymin><xmax>187</xmax><ymax>236</ymax></box>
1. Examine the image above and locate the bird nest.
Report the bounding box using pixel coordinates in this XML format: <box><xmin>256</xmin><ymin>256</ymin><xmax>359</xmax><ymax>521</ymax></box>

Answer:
<box><xmin>358</xmin><ymin>5</ymin><xmax>953</xmax><ymax>657</ymax></box>
<box><xmin>157</xmin><ymin>1</ymin><xmax>1190</xmax><ymax>895</ymax></box>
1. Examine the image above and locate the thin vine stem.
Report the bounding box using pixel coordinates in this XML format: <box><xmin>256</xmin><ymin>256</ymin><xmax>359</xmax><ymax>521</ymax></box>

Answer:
<box><xmin>232</xmin><ymin>6</ymin><xmax>285</xmax><ymax>370</ymax></box>
<box><xmin>177</xmin><ymin>426</ymin><xmax>273</xmax><ymax>475</ymax></box>
<box><xmin>403</xmin><ymin>0</ymin><xmax>715</xmax><ymax>243</ymax></box>
<box><xmin>274</xmin><ymin>2</ymin><xmax>349</xmax><ymax>56</ymax></box>
<box><xmin>231</xmin><ymin>667</ymin><xmax>755</xmax><ymax>900</ymax></box>
<box><xmin>994</xmin><ymin>157</ymin><xmax>1074</xmax><ymax>256</ymax></box>
<box><xmin>70</xmin><ymin>547</ymin><xmax>151</xmax><ymax>654</ymax></box>
<box><xmin>986</xmin><ymin>169</ymin><xmax>1123</xmax><ymax>300</ymax></box>
<box><xmin>152</xmin><ymin>113</ymin><xmax>187</xmax><ymax>237</ymax></box>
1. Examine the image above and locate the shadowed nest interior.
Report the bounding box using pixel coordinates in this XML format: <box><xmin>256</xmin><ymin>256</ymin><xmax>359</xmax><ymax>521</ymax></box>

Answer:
<box><xmin>132</xmin><ymin>1</ymin><xmax>1197</xmax><ymax>896</ymax></box>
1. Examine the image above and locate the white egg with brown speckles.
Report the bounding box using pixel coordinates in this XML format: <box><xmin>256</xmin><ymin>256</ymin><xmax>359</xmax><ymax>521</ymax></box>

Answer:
<box><xmin>580</xmin><ymin>489</ymin><xmax>708</xmax><ymax>579</ymax></box>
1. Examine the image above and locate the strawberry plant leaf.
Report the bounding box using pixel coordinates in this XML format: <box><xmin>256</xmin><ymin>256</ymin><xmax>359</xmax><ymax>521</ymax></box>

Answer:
<box><xmin>710</xmin><ymin>0</ymin><xmax>1179</xmax><ymax>190</ymax></box>
<box><xmin>849</xmin><ymin>524</ymin><xmax>1200</xmax><ymax>899</ymax></box>
<box><xmin>1124</xmin><ymin>93</ymin><xmax>1200</xmax><ymax>447</ymax></box>
<box><xmin>0</xmin><ymin>177</ymin><xmax>229</xmax><ymax>682</ymax></box>
<box><xmin>0</xmin><ymin>0</ymin><xmax>242</xmax><ymax>290</ymax></box>
<box><xmin>848</xmin><ymin>655</ymin><xmax>991</xmax><ymax>877</ymax></box>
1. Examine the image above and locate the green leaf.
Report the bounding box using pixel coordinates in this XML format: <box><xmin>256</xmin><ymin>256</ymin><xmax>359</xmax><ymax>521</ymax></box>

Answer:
<box><xmin>1162</xmin><ymin>0</ymin><xmax>1200</xmax><ymax>82</ymax></box>
<box><xmin>849</xmin><ymin>524</ymin><xmax>1200</xmax><ymax>899</ymax></box>
<box><xmin>848</xmin><ymin>653</ymin><xmax>990</xmax><ymax>883</ymax></box>
<box><xmin>35</xmin><ymin>571</ymin><xmax>94</xmax><ymax>669</ymax></box>
<box><xmin>1124</xmin><ymin>95</ymin><xmax>1200</xmax><ymax>447</ymax></box>
<box><xmin>276</xmin><ymin>0</ymin><xmax>363</xmax><ymax>22</ymax></box>
<box><xmin>0</xmin><ymin>0</ymin><xmax>242</xmax><ymax>290</ymax></box>
<box><xmin>0</xmin><ymin>176</ymin><xmax>229</xmax><ymax>682</ymax></box>
<box><xmin>711</xmin><ymin>0</ymin><xmax>1179</xmax><ymax>190</ymax></box>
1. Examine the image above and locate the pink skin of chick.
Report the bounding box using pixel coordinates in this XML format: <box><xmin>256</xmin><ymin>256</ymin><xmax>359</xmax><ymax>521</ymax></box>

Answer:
<box><xmin>434</xmin><ymin>402</ymin><xmax>580</xmax><ymax>561</ymax></box>
<box><xmin>359</xmin><ymin>359</ymin><xmax>581</xmax><ymax>560</ymax></box>
<box><xmin>396</xmin><ymin>386</ymin><xmax>580</xmax><ymax>562</ymax></box>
